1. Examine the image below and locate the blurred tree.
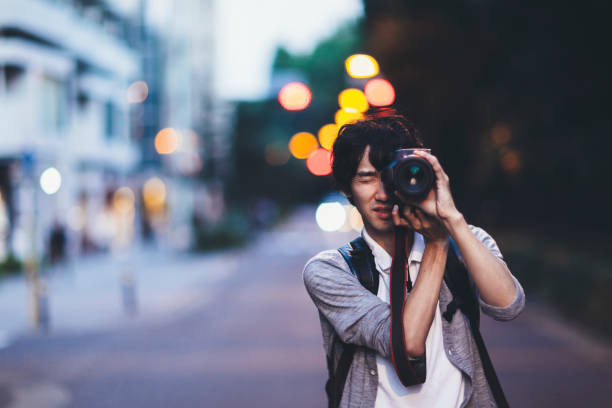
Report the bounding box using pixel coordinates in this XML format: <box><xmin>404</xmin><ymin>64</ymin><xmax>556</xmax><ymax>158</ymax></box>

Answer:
<box><xmin>227</xmin><ymin>22</ymin><xmax>364</xmax><ymax>209</ymax></box>
<box><xmin>363</xmin><ymin>0</ymin><xmax>612</xmax><ymax>233</ymax></box>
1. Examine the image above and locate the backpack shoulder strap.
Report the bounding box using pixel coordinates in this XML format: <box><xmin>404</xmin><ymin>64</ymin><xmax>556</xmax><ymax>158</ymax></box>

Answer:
<box><xmin>442</xmin><ymin>238</ymin><xmax>480</xmax><ymax>327</ymax></box>
<box><xmin>442</xmin><ymin>238</ymin><xmax>509</xmax><ymax>408</ymax></box>
<box><xmin>338</xmin><ymin>236</ymin><xmax>379</xmax><ymax>295</ymax></box>
<box><xmin>325</xmin><ymin>237</ymin><xmax>379</xmax><ymax>408</ymax></box>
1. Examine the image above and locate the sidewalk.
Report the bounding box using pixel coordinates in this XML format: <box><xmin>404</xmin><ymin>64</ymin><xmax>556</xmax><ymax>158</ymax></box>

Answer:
<box><xmin>0</xmin><ymin>245</ymin><xmax>240</xmax><ymax>346</ymax></box>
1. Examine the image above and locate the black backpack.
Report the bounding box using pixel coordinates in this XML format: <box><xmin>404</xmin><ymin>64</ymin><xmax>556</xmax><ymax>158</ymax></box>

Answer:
<box><xmin>325</xmin><ymin>236</ymin><xmax>509</xmax><ymax>408</ymax></box>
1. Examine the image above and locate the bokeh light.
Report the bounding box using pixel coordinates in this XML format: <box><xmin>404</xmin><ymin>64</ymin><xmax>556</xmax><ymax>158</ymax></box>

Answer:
<box><xmin>315</xmin><ymin>202</ymin><xmax>346</xmax><ymax>232</ymax></box>
<box><xmin>126</xmin><ymin>81</ymin><xmax>149</xmax><ymax>103</ymax></box>
<box><xmin>501</xmin><ymin>149</ymin><xmax>521</xmax><ymax>175</ymax></box>
<box><xmin>278</xmin><ymin>82</ymin><xmax>312</xmax><ymax>111</ymax></box>
<box><xmin>155</xmin><ymin>128</ymin><xmax>179</xmax><ymax>154</ymax></box>
<box><xmin>491</xmin><ymin>124</ymin><xmax>512</xmax><ymax>146</ymax></box>
<box><xmin>318</xmin><ymin>124</ymin><xmax>339</xmax><ymax>150</ymax></box>
<box><xmin>265</xmin><ymin>143</ymin><xmax>290</xmax><ymax>166</ymax></box>
<box><xmin>306</xmin><ymin>148</ymin><xmax>332</xmax><ymax>176</ymax></box>
<box><xmin>39</xmin><ymin>167</ymin><xmax>62</xmax><ymax>195</ymax></box>
<box><xmin>335</xmin><ymin>108</ymin><xmax>364</xmax><ymax>127</ymax></box>
<box><xmin>289</xmin><ymin>132</ymin><xmax>318</xmax><ymax>159</ymax></box>
<box><xmin>345</xmin><ymin>54</ymin><xmax>379</xmax><ymax>78</ymax></box>
<box><xmin>143</xmin><ymin>177</ymin><xmax>167</xmax><ymax>212</ymax></box>
<box><xmin>113</xmin><ymin>187</ymin><xmax>135</xmax><ymax>216</ymax></box>
<box><xmin>338</xmin><ymin>89</ymin><xmax>369</xmax><ymax>113</ymax></box>
<box><xmin>364</xmin><ymin>78</ymin><xmax>395</xmax><ymax>106</ymax></box>
<box><xmin>67</xmin><ymin>205</ymin><xmax>86</xmax><ymax>231</ymax></box>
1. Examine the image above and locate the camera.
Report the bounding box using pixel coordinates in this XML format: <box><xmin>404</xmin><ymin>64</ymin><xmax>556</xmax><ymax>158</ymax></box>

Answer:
<box><xmin>381</xmin><ymin>148</ymin><xmax>434</xmax><ymax>201</ymax></box>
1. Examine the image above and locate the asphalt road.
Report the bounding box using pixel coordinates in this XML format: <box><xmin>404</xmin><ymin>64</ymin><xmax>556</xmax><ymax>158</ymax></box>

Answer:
<box><xmin>0</xmin><ymin>208</ymin><xmax>611</xmax><ymax>407</ymax></box>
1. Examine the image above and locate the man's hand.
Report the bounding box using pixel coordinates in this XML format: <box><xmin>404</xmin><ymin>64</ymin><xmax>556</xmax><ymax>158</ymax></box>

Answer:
<box><xmin>395</xmin><ymin>150</ymin><xmax>462</xmax><ymax>228</ymax></box>
<box><xmin>391</xmin><ymin>204</ymin><xmax>448</xmax><ymax>243</ymax></box>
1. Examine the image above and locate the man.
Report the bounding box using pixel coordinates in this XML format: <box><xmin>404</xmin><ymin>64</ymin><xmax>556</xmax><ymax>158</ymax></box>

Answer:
<box><xmin>303</xmin><ymin>115</ymin><xmax>525</xmax><ymax>407</ymax></box>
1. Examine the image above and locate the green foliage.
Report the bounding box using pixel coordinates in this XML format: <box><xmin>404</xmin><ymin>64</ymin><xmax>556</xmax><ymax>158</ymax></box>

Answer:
<box><xmin>193</xmin><ymin>208</ymin><xmax>250</xmax><ymax>251</ymax></box>
<box><xmin>0</xmin><ymin>253</ymin><xmax>22</xmax><ymax>277</ymax></box>
<box><xmin>499</xmin><ymin>232</ymin><xmax>612</xmax><ymax>340</ymax></box>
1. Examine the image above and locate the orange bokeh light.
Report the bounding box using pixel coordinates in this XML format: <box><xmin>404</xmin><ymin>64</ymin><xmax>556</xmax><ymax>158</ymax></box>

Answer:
<box><xmin>306</xmin><ymin>148</ymin><xmax>332</xmax><ymax>176</ymax></box>
<box><xmin>155</xmin><ymin>128</ymin><xmax>179</xmax><ymax>154</ymax></box>
<box><xmin>364</xmin><ymin>78</ymin><xmax>395</xmax><ymax>106</ymax></box>
<box><xmin>289</xmin><ymin>132</ymin><xmax>318</xmax><ymax>159</ymax></box>
<box><xmin>278</xmin><ymin>82</ymin><xmax>312</xmax><ymax>110</ymax></box>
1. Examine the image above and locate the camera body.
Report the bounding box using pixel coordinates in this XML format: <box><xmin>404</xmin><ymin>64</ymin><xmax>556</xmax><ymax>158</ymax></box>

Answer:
<box><xmin>381</xmin><ymin>148</ymin><xmax>435</xmax><ymax>201</ymax></box>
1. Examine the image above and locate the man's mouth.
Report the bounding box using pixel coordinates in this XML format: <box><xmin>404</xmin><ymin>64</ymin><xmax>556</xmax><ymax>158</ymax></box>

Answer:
<box><xmin>373</xmin><ymin>207</ymin><xmax>392</xmax><ymax>220</ymax></box>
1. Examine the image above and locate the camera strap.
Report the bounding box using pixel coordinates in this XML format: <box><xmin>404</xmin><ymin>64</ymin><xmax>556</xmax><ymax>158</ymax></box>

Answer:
<box><xmin>389</xmin><ymin>227</ymin><xmax>427</xmax><ymax>386</ymax></box>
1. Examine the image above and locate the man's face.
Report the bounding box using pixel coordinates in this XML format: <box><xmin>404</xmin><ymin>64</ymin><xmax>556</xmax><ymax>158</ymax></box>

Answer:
<box><xmin>348</xmin><ymin>146</ymin><xmax>394</xmax><ymax>240</ymax></box>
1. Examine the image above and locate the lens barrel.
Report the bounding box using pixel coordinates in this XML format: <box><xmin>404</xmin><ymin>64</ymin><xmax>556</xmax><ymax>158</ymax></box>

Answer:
<box><xmin>382</xmin><ymin>149</ymin><xmax>434</xmax><ymax>200</ymax></box>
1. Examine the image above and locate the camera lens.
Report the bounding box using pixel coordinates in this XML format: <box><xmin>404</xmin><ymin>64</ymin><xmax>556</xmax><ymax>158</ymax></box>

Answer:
<box><xmin>395</xmin><ymin>157</ymin><xmax>434</xmax><ymax>198</ymax></box>
<box><xmin>381</xmin><ymin>148</ymin><xmax>435</xmax><ymax>201</ymax></box>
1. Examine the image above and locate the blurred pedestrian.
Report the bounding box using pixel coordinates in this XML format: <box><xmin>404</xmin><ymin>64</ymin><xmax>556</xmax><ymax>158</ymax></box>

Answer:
<box><xmin>48</xmin><ymin>220</ymin><xmax>66</xmax><ymax>264</ymax></box>
<box><xmin>303</xmin><ymin>115</ymin><xmax>525</xmax><ymax>407</ymax></box>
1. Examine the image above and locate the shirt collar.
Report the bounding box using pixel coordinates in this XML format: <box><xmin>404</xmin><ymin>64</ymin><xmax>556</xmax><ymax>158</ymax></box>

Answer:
<box><xmin>361</xmin><ymin>228</ymin><xmax>425</xmax><ymax>274</ymax></box>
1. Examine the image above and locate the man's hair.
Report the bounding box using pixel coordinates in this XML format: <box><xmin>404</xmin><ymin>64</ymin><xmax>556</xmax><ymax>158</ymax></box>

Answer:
<box><xmin>331</xmin><ymin>115</ymin><xmax>424</xmax><ymax>196</ymax></box>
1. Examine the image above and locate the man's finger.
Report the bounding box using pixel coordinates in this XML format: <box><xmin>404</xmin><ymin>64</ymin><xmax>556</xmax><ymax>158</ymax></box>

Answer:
<box><xmin>392</xmin><ymin>204</ymin><xmax>412</xmax><ymax>228</ymax></box>
<box><xmin>413</xmin><ymin>207</ymin><xmax>431</xmax><ymax>229</ymax></box>
<box><xmin>413</xmin><ymin>150</ymin><xmax>449</xmax><ymax>183</ymax></box>
<box><xmin>404</xmin><ymin>206</ymin><xmax>422</xmax><ymax>230</ymax></box>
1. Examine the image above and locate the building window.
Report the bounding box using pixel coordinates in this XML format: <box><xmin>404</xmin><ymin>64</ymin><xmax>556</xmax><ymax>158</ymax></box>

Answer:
<box><xmin>2</xmin><ymin>65</ymin><xmax>25</xmax><ymax>92</ymax></box>
<box><xmin>105</xmin><ymin>101</ymin><xmax>114</xmax><ymax>140</ymax></box>
<box><xmin>41</xmin><ymin>75</ymin><xmax>68</xmax><ymax>131</ymax></box>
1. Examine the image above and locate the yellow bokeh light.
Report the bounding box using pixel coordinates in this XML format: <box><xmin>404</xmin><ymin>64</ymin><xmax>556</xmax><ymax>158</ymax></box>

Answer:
<box><xmin>143</xmin><ymin>177</ymin><xmax>167</xmax><ymax>212</ymax></box>
<box><xmin>345</xmin><ymin>54</ymin><xmax>379</xmax><ymax>78</ymax></box>
<box><xmin>155</xmin><ymin>128</ymin><xmax>179</xmax><ymax>154</ymax></box>
<box><xmin>289</xmin><ymin>132</ymin><xmax>318</xmax><ymax>159</ymax></box>
<box><xmin>318</xmin><ymin>124</ymin><xmax>339</xmax><ymax>150</ymax></box>
<box><xmin>338</xmin><ymin>88</ymin><xmax>369</xmax><ymax>113</ymax></box>
<box><xmin>335</xmin><ymin>109</ymin><xmax>364</xmax><ymax>128</ymax></box>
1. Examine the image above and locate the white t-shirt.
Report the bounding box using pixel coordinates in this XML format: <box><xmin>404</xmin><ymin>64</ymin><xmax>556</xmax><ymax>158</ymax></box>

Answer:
<box><xmin>362</xmin><ymin>229</ymin><xmax>465</xmax><ymax>408</ymax></box>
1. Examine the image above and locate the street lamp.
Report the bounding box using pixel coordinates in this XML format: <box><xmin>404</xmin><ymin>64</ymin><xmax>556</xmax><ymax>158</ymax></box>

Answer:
<box><xmin>39</xmin><ymin>167</ymin><xmax>62</xmax><ymax>195</ymax></box>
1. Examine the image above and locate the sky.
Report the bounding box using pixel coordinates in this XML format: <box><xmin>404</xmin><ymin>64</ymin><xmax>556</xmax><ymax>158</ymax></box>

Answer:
<box><xmin>213</xmin><ymin>0</ymin><xmax>364</xmax><ymax>100</ymax></box>
<box><xmin>107</xmin><ymin>0</ymin><xmax>363</xmax><ymax>100</ymax></box>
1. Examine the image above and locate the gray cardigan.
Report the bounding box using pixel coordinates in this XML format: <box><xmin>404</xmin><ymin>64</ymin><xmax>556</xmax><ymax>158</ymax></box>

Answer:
<box><xmin>303</xmin><ymin>228</ymin><xmax>525</xmax><ymax>408</ymax></box>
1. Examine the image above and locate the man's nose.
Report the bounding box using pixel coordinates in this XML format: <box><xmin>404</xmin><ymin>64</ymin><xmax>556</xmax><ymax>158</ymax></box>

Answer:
<box><xmin>375</xmin><ymin>179</ymin><xmax>389</xmax><ymax>202</ymax></box>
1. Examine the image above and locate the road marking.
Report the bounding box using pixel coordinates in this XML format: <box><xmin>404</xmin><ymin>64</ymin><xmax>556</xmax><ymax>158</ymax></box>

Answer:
<box><xmin>8</xmin><ymin>383</ymin><xmax>71</xmax><ymax>408</ymax></box>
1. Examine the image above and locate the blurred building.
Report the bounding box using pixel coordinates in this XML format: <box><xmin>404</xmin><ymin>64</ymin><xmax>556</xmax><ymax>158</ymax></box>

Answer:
<box><xmin>0</xmin><ymin>0</ymin><xmax>140</xmax><ymax>261</ymax></box>
<box><xmin>143</xmin><ymin>0</ymin><xmax>234</xmax><ymax>250</ymax></box>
